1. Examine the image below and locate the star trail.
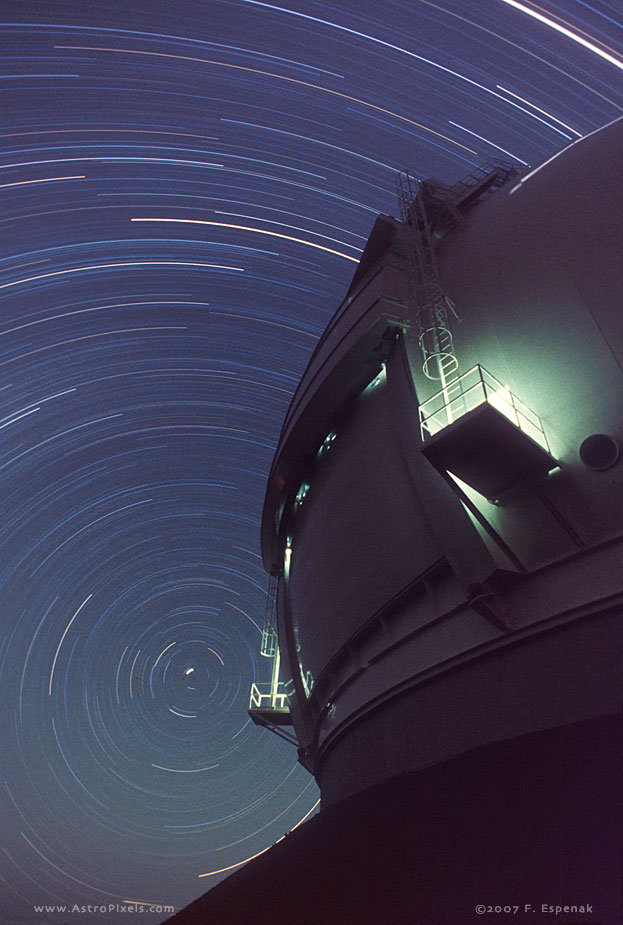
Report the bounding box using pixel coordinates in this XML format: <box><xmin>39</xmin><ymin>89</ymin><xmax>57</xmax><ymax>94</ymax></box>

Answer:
<box><xmin>1</xmin><ymin>1</ymin><xmax>622</xmax><ymax>921</ymax></box>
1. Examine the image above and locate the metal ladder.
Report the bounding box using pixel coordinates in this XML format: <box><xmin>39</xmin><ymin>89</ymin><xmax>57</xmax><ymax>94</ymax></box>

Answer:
<box><xmin>397</xmin><ymin>171</ymin><xmax>462</xmax><ymax>425</ymax></box>
<box><xmin>260</xmin><ymin>573</ymin><xmax>278</xmax><ymax>657</ymax></box>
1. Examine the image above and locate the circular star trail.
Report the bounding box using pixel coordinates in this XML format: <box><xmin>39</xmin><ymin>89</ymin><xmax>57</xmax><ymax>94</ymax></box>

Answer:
<box><xmin>1</xmin><ymin>1</ymin><xmax>622</xmax><ymax>921</ymax></box>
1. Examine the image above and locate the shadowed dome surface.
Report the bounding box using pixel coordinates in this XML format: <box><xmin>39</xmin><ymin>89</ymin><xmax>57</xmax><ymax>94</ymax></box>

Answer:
<box><xmin>163</xmin><ymin>716</ymin><xmax>622</xmax><ymax>925</ymax></box>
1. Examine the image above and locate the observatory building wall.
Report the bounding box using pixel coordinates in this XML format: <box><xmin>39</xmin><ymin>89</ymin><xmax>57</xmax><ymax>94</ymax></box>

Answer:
<box><xmin>288</xmin><ymin>372</ymin><xmax>447</xmax><ymax>680</ymax></box>
<box><xmin>261</xmin><ymin>117</ymin><xmax>623</xmax><ymax>807</ymax></box>
<box><xmin>429</xmin><ymin>118</ymin><xmax>623</xmax><ymax>556</ymax></box>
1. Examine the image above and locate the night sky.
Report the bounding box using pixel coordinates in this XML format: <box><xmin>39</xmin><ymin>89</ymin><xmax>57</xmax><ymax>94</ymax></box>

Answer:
<box><xmin>1</xmin><ymin>1</ymin><xmax>622</xmax><ymax>921</ymax></box>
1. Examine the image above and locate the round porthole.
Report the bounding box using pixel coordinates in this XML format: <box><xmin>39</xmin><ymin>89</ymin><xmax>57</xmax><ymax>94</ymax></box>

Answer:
<box><xmin>579</xmin><ymin>434</ymin><xmax>620</xmax><ymax>470</ymax></box>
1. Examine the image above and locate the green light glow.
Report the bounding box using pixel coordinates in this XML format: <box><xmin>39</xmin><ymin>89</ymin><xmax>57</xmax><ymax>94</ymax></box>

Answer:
<box><xmin>317</xmin><ymin>429</ymin><xmax>337</xmax><ymax>459</ymax></box>
<box><xmin>362</xmin><ymin>363</ymin><xmax>387</xmax><ymax>395</ymax></box>
<box><xmin>419</xmin><ymin>363</ymin><xmax>550</xmax><ymax>452</ymax></box>
<box><xmin>294</xmin><ymin>481</ymin><xmax>310</xmax><ymax>511</ymax></box>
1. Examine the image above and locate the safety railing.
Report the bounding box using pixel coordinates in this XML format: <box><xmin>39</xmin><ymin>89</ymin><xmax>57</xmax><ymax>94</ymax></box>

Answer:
<box><xmin>249</xmin><ymin>681</ymin><xmax>289</xmax><ymax>712</ymax></box>
<box><xmin>419</xmin><ymin>364</ymin><xmax>550</xmax><ymax>452</ymax></box>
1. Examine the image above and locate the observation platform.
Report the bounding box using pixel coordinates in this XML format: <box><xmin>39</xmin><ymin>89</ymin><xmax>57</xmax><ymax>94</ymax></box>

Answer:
<box><xmin>419</xmin><ymin>365</ymin><xmax>559</xmax><ymax>500</ymax></box>
<box><xmin>248</xmin><ymin>681</ymin><xmax>292</xmax><ymax>727</ymax></box>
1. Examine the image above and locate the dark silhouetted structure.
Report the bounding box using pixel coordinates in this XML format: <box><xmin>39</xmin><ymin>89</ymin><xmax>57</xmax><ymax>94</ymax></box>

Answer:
<box><xmin>165</xmin><ymin>118</ymin><xmax>623</xmax><ymax>924</ymax></box>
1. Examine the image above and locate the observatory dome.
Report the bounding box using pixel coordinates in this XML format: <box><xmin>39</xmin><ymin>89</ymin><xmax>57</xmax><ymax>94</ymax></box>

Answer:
<box><xmin>255</xmin><ymin>118</ymin><xmax>622</xmax><ymax>810</ymax></box>
<box><xmin>168</xmin><ymin>116</ymin><xmax>623</xmax><ymax>925</ymax></box>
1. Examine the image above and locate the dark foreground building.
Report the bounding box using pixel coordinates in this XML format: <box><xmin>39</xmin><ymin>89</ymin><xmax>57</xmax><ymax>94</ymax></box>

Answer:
<box><xmin>164</xmin><ymin>118</ymin><xmax>623</xmax><ymax>924</ymax></box>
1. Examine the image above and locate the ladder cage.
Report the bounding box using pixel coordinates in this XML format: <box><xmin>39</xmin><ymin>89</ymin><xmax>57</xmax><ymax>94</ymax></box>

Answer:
<box><xmin>260</xmin><ymin>573</ymin><xmax>279</xmax><ymax>657</ymax></box>
<box><xmin>396</xmin><ymin>170</ymin><xmax>459</xmax><ymax>384</ymax></box>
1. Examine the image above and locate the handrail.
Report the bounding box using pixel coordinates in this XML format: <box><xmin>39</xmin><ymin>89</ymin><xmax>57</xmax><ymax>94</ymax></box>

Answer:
<box><xmin>249</xmin><ymin>681</ymin><xmax>289</xmax><ymax>711</ymax></box>
<box><xmin>419</xmin><ymin>364</ymin><xmax>550</xmax><ymax>452</ymax></box>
